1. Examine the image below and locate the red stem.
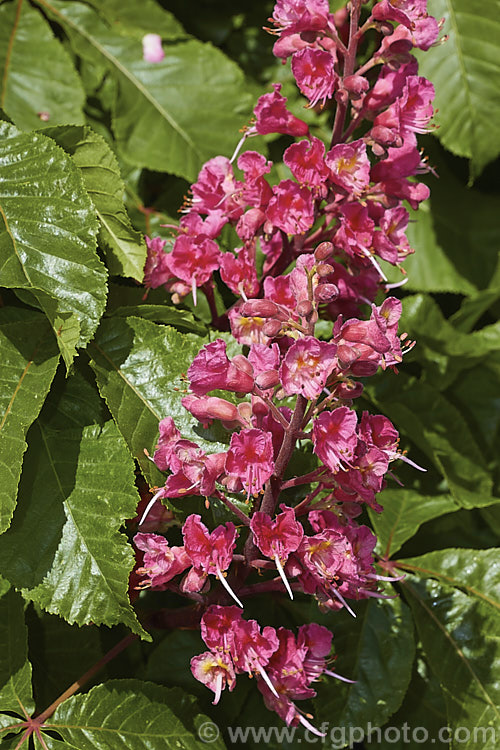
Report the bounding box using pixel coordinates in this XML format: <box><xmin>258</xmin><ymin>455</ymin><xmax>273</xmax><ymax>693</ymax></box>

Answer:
<box><xmin>330</xmin><ymin>0</ymin><xmax>363</xmax><ymax>147</ymax></box>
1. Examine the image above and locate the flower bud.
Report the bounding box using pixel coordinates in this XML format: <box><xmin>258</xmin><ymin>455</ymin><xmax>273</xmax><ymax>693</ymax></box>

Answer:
<box><xmin>343</xmin><ymin>75</ymin><xmax>369</xmax><ymax>99</ymax></box>
<box><xmin>250</xmin><ymin>397</ymin><xmax>269</xmax><ymax>417</ymax></box>
<box><xmin>316</xmin><ymin>263</ymin><xmax>334</xmax><ymax>278</ymax></box>
<box><xmin>315</xmin><ymin>283</ymin><xmax>338</xmax><ymax>302</ymax></box>
<box><xmin>238</xmin><ymin>401</ymin><xmax>254</xmax><ymax>422</ymax></box>
<box><xmin>263</xmin><ymin>319</ymin><xmax>283</xmax><ymax>337</ymax></box>
<box><xmin>296</xmin><ymin>299</ymin><xmax>314</xmax><ymax>317</ymax></box>
<box><xmin>314</xmin><ymin>241</ymin><xmax>333</xmax><ymax>261</ymax></box>
<box><xmin>240</xmin><ymin>299</ymin><xmax>280</xmax><ymax>318</ymax></box>
<box><xmin>205</xmin><ymin>397</ymin><xmax>239</xmax><ymax>422</ymax></box>
<box><xmin>255</xmin><ymin>369</ymin><xmax>280</xmax><ymax>390</ymax></box>
<box><xmin>231</xmin><ymin>355</ymin><xmax>253</xmax><ymax>376</ymax></box>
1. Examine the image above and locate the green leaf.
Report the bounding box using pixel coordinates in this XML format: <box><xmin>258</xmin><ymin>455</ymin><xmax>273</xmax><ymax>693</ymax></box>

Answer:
<box><xmin>400</xmin><ymin>294</ymin><xmax>500</xmax><ymax>388</ymax></box>
<box><xmin>89</xmin><ymin>317</ymin><xmax>229</xmax><ymax>484</ymax></box>
<box><xmin>404</xmin><ymin>143</ymin><xmax>500</xmax><ymax>294</ymax></box>
<box><xmin>0</xmin><ymin>419</ymin><xmax>146</xmax><ymax>638</ymax></box>
<box><xmin>404</xmin><ymin>202</ymin><xmax>477</xmax><ymax>295</ymax></box>
<box><xmin>0</xmin><ymin>310</ymin><xmax>60</xmax><ymax>534</ymax></box>
<box><xmin>40</xmin><ymin>680</ymin><xmax>226</xmax><ymax>750</ymax></box>
<box><xmin>368</xmin><ymin>489</ymin><xmax>458</xmax><ymax>558</ymax></box>
<box><xmin>451</xmin><ymin>365</ymin><xmax>500</xmax><ymax>456</ymax></box>
<box><xmin>418</xmin><ymin>0</ymin><xmax>500</xmax><ymax>177</ymax></box>
<box><xmin>0</xmin><ymin>123</ymin><xmax>107</xmax><ymax>368</ymax></box>
<box><xmin>0</xmin><ymin>586</ymin><xmax>34</xmax><ymax>720</ymax></box>
<box><xmin>367</xmin><ymin>655</ymin><xmax>449</xmax><ymax>750</ymax></box>
<box><xmin>400</xmin><ymin>549</ymin><xmax>500</xmax><ymax>747</ymax></box>
<box><xmin>317</xmin><ymin>598</ymin><xmax>415</xmax><ymax>741</ymax></box>
<box><xmin>0</xmin><ymin>0</ymin><xmax>85</xmax><ymax>130</ymax></box>
<box><xmin>111</xmin><ymin>305</ymin><xmax>207</xmax><ymax>335</ymax></box>
<box><xmin>36</xmin><ymin>0</ymin><xmax>252</xmax><ymax>181</ymax></box>
<box><xmin>450</xmin><ymin>289</ymin><xmax>500</xmax><ymax>332</ymax></box>
<box><xmin>41</xmin><ymin>125</ymin><xmax>147</xmax><ymax>282</ymax></box>
<box><xmin>368</xmin><ymin>374</ymin><xmax>493</xmax><ymax>508</ymax></box>
<box><xmin>26</xmin><ymin>607</ymin><xmax>103</xmax><ymax>710</ymax></box>
<box><xmin>85</xmin><ymin>0</ymin><xmax>188</xmax><ymax>39</ymax></box>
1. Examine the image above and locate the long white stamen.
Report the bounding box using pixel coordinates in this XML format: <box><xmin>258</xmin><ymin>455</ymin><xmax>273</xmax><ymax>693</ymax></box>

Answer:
<box><xmin>398</xmin><ymin>453</ymin><xmax>427</xmax><ymax>471</ymax></box>
<box><xmin>361</xmin><ymin>246</ymin><xmax>388</xmax><ymax>281</ymax></box>
<box><xmin>298</xmin><ymin>714</ymin><xmax>326</xmax><ymax>737</ymax></box>
<box><xmin>138</xmin><ymin>488</ymin><xmax>164</xmax><ymax>526</ymax></box>
<box><xmin>366</xmin><ymin>572</ymin><xmax>405</xmax><ymax>582</ymax></box>
<box><xmin>191</xmin><ymin>277</ymin><xmax>198</xmax><ymax>307</ymax></box>
<box><xmin>230</xmin><ymin>133</ymin><xmax>248</xmax><ymax>164</ymax></box>
<box><xmin>385</xmin><ymin>277</ymin><xmax>409</xmax><ymax>290</ymax></box>
<box><xmin>274</xmin><ymin>554</ymin><xmax>294</xmax><ymax>600</ymax></box>
<box><xmin>213</xmin><ymin>672</ymin><xmax>223</xmax><ymax>705</ymax></box>
<box><xmin>324</xmin><ymin>669</ymin><xmax>356</xmax><ymax>684</ymax></box>
<box><xmin>256</xmin><ymin>663</ymin><xmax>279</xmax><ymax>698</ymax></box>
<box><xmin>331</xmin><ymin>586</ymin><xmax>356</xmax><ymax>618</ymax></box>
<box><xmin>216</xmin><ymin>568</ymin><xmax>243</xmax><ymax>608</ymax></box>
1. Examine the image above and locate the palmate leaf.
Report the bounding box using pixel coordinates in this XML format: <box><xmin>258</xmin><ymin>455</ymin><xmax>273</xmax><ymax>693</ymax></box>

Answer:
<box><xmin>0</xmin><ymin>309</ymin><xmax>60</xmax><ymax>534</ymax></box>
<box><xmin>367</xmin><ymin>373</ymin><xmax>493</xmax><ymax>508</ymax></box>
<box><xmin>317</xmin><ymin>598</ymin><xmax>415</xmax><ymax>743</ymax></box>
<box><xmin>404</xmin><ymin>139</ymin><xmax>500</xmax><ymax>294</ymax></box>
<box><xmin>368</xmin><ymin>655</ymin><xmax>449</xmax><ymax>750</ymax></box>
<box><xmin>368</xmin><ymin>489</ymin><xmax>458</xmax><ymax>558</ymax></box>
<box><xmin>89</xmin><ymin>317</ymin><xmax>230</xmax><ymax>485</ymax></box>
<box><xmin>400</xmin><ymin>294</ymin><xmax>500</xmax><ymax>389</ymax></box>
<box><xmin>84</xmin><ymin>0</ymin><xmax>188</xmax><ymax>39</ymax></box>
<box><xmin>0</xmin><ymin>0</ymin><xmax>85</xmax><ymax>130</ymax></box>
<box><xmin>400</xmin><ymin>549</ymin><xmax>500</xmax><ymax>748</ymax></box>
<box><xmin>0</xmin><ymin>416</ymin><xmax>146</xmax><ymax>638</ymax></box>
<box><xmin>39</xmin><ymin>680</ymin><xmax>226</xmax><ymax>750</ymax></box>
<box><xmin>36</xmin><ymin>0</ymin><xmax>253</xmax><ymax>181</ymax></box>
<box><xmin>0</xmin><ymin>586</ymin><xmax>34</xmax><ymax>723</ymax></box>
<box><xmin>418</xmin><ymin>0</ymin><xmax>500</xmax><ymax>177</ymax></box>
<box><xmin>42</xmin><ymin>125</ymin><xmax>147</xmax><ymax>282</ymax></box>
<box><xmin>0</xmin><ymin>123</ymin><xmax>107</xmax><ymax>368</ymax></box>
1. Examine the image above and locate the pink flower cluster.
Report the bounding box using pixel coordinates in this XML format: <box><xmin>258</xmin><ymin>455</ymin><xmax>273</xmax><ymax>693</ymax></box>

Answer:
<box><xmin>144</xmin><ymin>0</ymin><xmax>438</xmax><ymax>321</ymax></box>
<box><xmin>191</xmin><ymin>605</ymin><xmax>342</xmax><ymax>733</ymax></box>
<box><xmin>135</xmin><ymin>0</ymin><xmax>439</xmax><ymax>731</ymax></box>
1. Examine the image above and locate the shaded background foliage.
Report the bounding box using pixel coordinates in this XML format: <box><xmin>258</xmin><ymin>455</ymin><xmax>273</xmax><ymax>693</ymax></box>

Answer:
<box><xmin>0</xmin><ymin>0</ymin><xmax>499</xmax><ymax>748</ymax></box>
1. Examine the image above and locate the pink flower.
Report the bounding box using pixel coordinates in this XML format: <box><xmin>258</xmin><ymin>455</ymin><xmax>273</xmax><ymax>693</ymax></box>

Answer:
<box><xmin>220</xmin><ymin>246</ymin><xmax>260</xmax><ymax>298</ymax></box>
<box><xmin>283</xmin><ymin>137</ymin><xmax>329</xmax><ymax>188</ymax></box>
<box><xmin>312</xmin><ymin>407</ymin><xmax>358</xmax><ymax>473</ymax></box>
<box><xmin>201</xmin><ymin>604</ymin><xmax>243</xmax><ymax>653</ymax></box>
<box><xmin>272</xmin><ymin>0</ymin><xmax>330</xmax><ymax>34</ymax></box>
<box><xmin>224</xmin><ymin>428</ymin><xmax>275</xmax><ymax>496</ymax></box>
<box><xmin>250</xmin><ymin>505</ymin><xmax>304</xmax><ymax>598</ymax></box>
<box><xmin>190</xmin><ymin>651</ymin><xmax>236</xmax><ymax>705</ymax></box>
<box><xmin>367</xmin><ymin>57</ymin><xmax>418</xmax><ymax>109</ymax></box>
<box><xmin>153</xmin><ymin>417</ymin><xmax>181</xmax><ymax>471</ymax></box>
<box><xmin>253</xmin><ymin>83</ymin><xmax>309</xmax><ymax>137</ymax></box>
<box><xmin>190</xmin><ymin>156</ymin><xmax>243</xmax><ymax>219</ymax></box>
<box><xmin>251</xmin><ymin>506</ymin><xmax>304</xmax><ymax>562</ymax></box>
<box><xmin>142</xmin><ymin>34</ymin><xmax>164</xmax><ymax>63</ymax></box>
<box><xmin>133</xmin><ymin>533</ymin><xmax>190</xmax><ymax>589</ymax></box>
<box><xmin>325</xmin><ymin>140</ymin><xmax>371</xmax><ymax>197</ymax></box>
<box><xmin>373</xmin><ymin>206</ymin><xmax>413</xmax><ymax>264</ymax></box>
<box><xmin>143</xmin><ymin>236</ymin><xmax>171</xmax><ymax>289</ymax></box>
<box><xmin>181</xmin><ymin>395</ymin><xmax>240</xmax><ymax>428</ymax></box>
<box><xmin>187</xmin><ymin>339</ymin><xmax>254</xmax><ymax>396</ymax></box>
<box><xmin>267</xmin><ymin>179</ymin><xmax>315</xmax><ymax>235</ymax></box>
<box><xmin>168</xmin><ymin>234</ymin><xmax>221</xmax><ymax>303</ymax></box>
<box><xmin>279</xmin><ymin>336</ymin><xmax>337</xmax><ymax>400</ymax></box>
<box><xmin>183</xmin><ymin>514</ymin><xmax>237</xmax><ymax>573</ymax></box>
<box><xmin>291</xmin><ymin>48</ymin><xmax>337</xmax><ymax>108</ymax></box>
<box><xmin>237</xmin><ymin>151</ymin><xmax>273</xmax><ymax>208</ymax></box>
<box><xmin>228</xmin><ymin>304</ymin><xmax>270</xmax><ymax>346</ymax></box>
<box><xmin>182</xmin><ymin>514</ymin><xmax>242</xmax><ymax>605</ymax></box>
